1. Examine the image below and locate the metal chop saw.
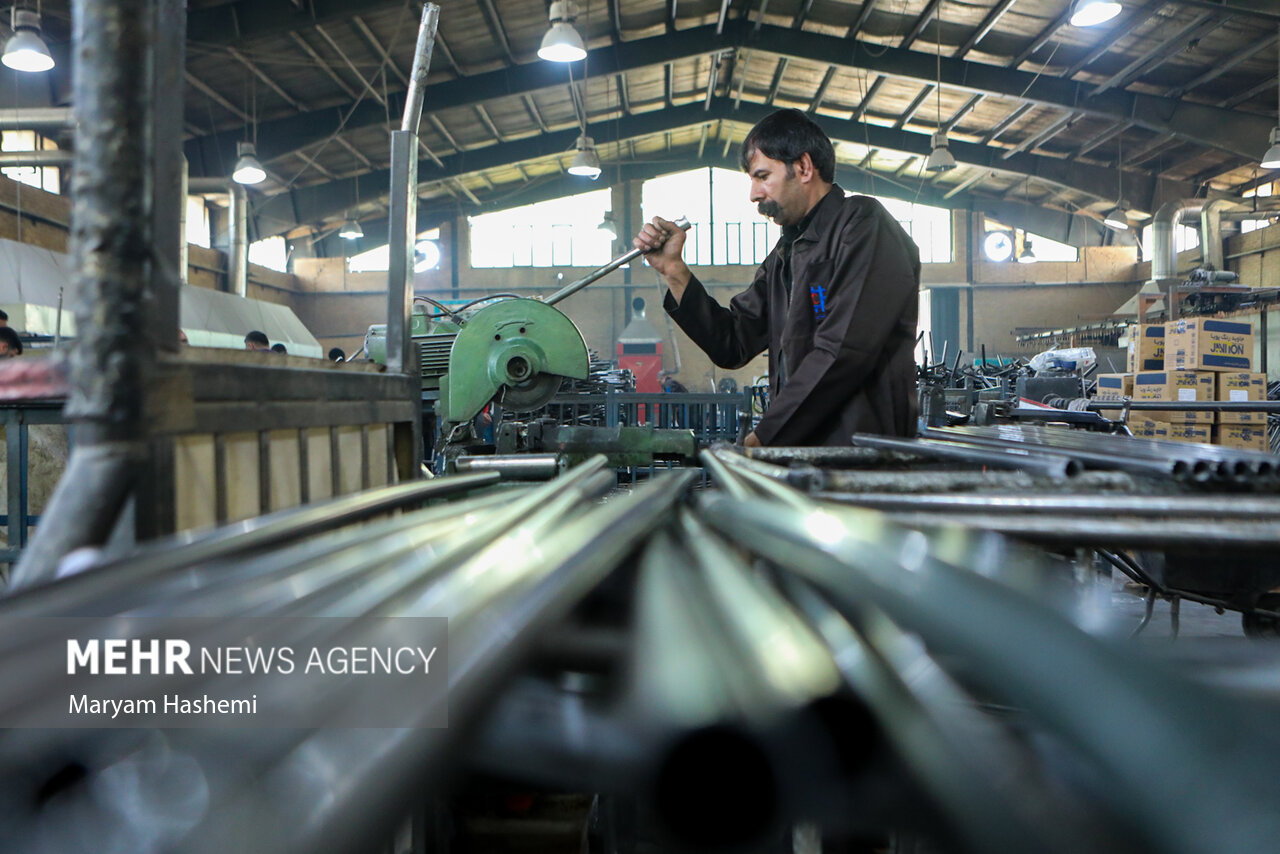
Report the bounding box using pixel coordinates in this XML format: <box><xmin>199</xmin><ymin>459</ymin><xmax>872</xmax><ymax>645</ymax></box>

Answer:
<box><xmin>366</xmin><ymin>218</ymin><xmax>694</xmax><ymax>465</ymax></box>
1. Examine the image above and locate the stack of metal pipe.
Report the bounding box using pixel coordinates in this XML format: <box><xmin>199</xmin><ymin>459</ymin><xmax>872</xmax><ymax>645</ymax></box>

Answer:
<box><xmin>1</xmin><ymin>452</ymin><xmax>1279</xmax><ymax>854</ymax></box>
<box><xmin>922</xmin><ymin>424</ymin><xmax>1279</xmax><ymax>483</ymax></box>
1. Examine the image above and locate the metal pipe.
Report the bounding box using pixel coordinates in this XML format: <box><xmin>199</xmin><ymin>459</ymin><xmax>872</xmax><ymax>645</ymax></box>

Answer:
<box><xmin>386</xmin><ymin>130</ymin><xmax>417</xmax><ymax>374</ymax></box>
<box><xmin>12</xmin><ymin>0</ymin><xmax>156</xmax><ymax>589</ymax></box>
<box><xmin>0</xmin><ymin>107</ymin><xmax>74</xmax><ymax>129</ymax></box>
<box><xmin>228</xmin><ymin>181</ymin><xmax>249</xmax><ymax>297</ymax></box>
<box><xmin>1200</xmin><ymin>198</ymin><xmax>1246</xmax><ymax>271</ymax></box>
<box><xmin>921</xmin><ymin>427</ymin><xmax>1183</xmax><ymax>479</ymax></box>
<box><xmin>696</xmin><ymin>490</ymin><xmax>1280</xmax><ymax>854</ymax></box>
<box><xmin>808</xmin><ymin>492</ymin><xmax>1280</xmax><ymax>519</ymax></box>
<box><xmin>1151</xmin><ymin>199</ymin><xmax>1204</xmax><ymax>281</ymax></box>
<box><xmin>0</xmin><ymin>472</ymin><xmax>500</xmax><ymax>613</ymax></box>
<box><xmin>400</xmin><ymin>4</ymin><xmax>440</xmax><ymax>134</ymax></box>
<box><xmin>0</xmin><ymin>150</ymin><xmax>71</xmax><ymax>167</ymax></box>
<box><xmin>180</xmin><ymin>470</ymin><xmax>696</xmax><ymax>854</ymax></box>
<box><xmin>850</xmin><ymin>433</ymin><xmax>1082</xmax><ymax>479</ymax></box>
<box><xmin>544</xmin><ymin>217</ymin><xmax>691</xmax><ymax>306</ymax></box>
<box><xmin>455</xmin><ymin>453</ymin><xmax>566</xmax><ymax>479</ymax></box>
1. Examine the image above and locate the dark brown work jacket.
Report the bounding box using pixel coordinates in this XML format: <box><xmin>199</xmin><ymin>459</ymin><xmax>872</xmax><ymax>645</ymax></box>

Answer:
<box><xmin>664</xmin><ymin>185</ymin><xmax>920</xmax><ymax>446</ymax></box>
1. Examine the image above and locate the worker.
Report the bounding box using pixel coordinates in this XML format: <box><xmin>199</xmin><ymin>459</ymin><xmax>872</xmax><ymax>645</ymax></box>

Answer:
<box><xmin>271</xmin><ymin>343</ymin><xmax>288</xmax><ymax>355</ymax></box>
<box><xmin>244</xmin><ymin>330</ymin><xmax>270</xmax><ymax>351</ymax></box>
<box><xmin>0</xmin><ymin>326</ymin><xmax>22</xmax><ymax>357</ymax></box>
<box><xmin>0</xmin><ymin>309</ymin><xmax>9</xmax><ymax>328</ymax></box>
<box><xmin>634</xmin><ymin>108</ymin><xmax>920</xmax><ymax>447</ymax></box>
<box><xmin>328</xmin><ymin>347</ymin><xmax>346</xmax><ymax>363</ymax></box>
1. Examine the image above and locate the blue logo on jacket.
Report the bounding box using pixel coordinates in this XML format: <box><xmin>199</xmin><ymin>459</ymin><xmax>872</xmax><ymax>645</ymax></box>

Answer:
<box><xmin>810</xmin><ymin>284</ymin><xmax>828</xmax><ymax>321</ymax></box>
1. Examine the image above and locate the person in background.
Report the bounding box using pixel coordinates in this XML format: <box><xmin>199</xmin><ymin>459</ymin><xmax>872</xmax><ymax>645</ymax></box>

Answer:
<box><xmin>328</xmin><ymin>347</ymin><xmax>346</xmax><ymax>363</ymax></box>
<box><xmin>244</xmin><ymin>330</ymin><xmax>270</xmax><ymax>350</ymax></box>
<box><xmin>178</xmin><ymin>328</ymin><xmax>189</xmax><ymax>345</ymax></box>
<box><xmin>271</xmin><ymin>343</ymin><xmax>288</xmax><ymax>355</ymax></box>
<box><xmin>0</xmin><ymin>309</ymin><xmax>9</xmax><ymax>328</ymax></box>
<box><xmin>634</xmin><ymin>108</ymin><xmax>920</xmax><ymax>447</ymax></box>
<box><xmin>658</xmin><ymin>371</ymin><xmax>689</xmax><ymax>393</ymax></box>
<box><xmin>0</xmin><ymin>327</ymin><xmax>23</xmax><ymax>357</ymax></box>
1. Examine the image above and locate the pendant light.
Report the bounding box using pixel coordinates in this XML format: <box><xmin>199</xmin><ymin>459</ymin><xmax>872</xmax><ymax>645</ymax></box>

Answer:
<box><xmin>925</xmin><ymin>7</ymin><xmax>955</xmax><ymax>173</ymax></box>
<box><xmin>1104</xmin><ymin>136</ymin><xmax>1129</xmax><ymax>230</ymax></box>
<box><xmin>1070</xmin><ymin>0</ymin><xmax>1122</xmax><ymax>28</ymax></box>
<box><xmin>539</xmin><ymin>1</ymin><xmax>586</xmax><ymax>63</ymax></box>
<box><xmin>232</xmin><ymin>141</ymin><xmax>266</xmax><ymax>185</ymax></box>
<box><xmin>2</xmin><ymin>7</ymin><xmax>53</xmax><ymax>73</ymax></box>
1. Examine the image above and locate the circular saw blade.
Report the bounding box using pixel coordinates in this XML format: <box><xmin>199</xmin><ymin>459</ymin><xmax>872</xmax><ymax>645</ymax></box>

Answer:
<box><xmin>496</xmin><ymin>373</ymin><xmax>562</xmax><ymax>411</ymax></box>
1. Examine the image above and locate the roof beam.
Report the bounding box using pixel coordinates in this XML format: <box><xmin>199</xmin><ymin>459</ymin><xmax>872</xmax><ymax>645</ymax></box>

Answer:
<box><xmin>899</xmin><ymin>0</ymin><xmax>942</xmax><ymax>50</ymax></box>
<box><xmin>186</xmin><ymin>21</ymin><xmax>1271</xmax><ymax>179</ymax></box>
<box><xmin>954</xmin><ymin>0</ymin><xmax>1017</xmax><ymax>59</ymax></box>
<box><xmin>187</xmin><ymin>0</ymin><xmax>405</xmax><ymax>48</ymax></box>
<box><xmin>943</xmin><ymin>168</ymin><xmax>990</xmax><ymax>199</ymax></box>
<box><xmin>1074</xmin><ymin>120</ymin><xmax>1131</xmax><ymax>158</ymax></box>
<box><xmin>894</xmin><ymin>84</ymin><xmax>935</xmax><ymax>130</ymax></box>
<box><xmin>809</xmin><ymin>66</ymin><xmax>837</xmax><ymax>114</ymax></box>
<box><xmin>351</xmin><ymin>16</ymin><xmax>409</xmax><ymax>87</ymax></box>
<box><xmin>185</xmin><ymin>73</ymin><xmax>249</xmax><ymax>122</ymax></box>
<box><xmin>227</xmin><ymin>47</ymin><xmax>306</xmax><ymax>112</ymax></box>
<box><xmin>1002</xmin><ymin>111</ymin><xmax>1077</xmax><ymax>159</ymax></box>
<box><xmin>944</xmin><ymin>93</ymin><xmax>984</xmax><ymax>131</ymax></box>
<box><xmin>1164</xmin><ymin>32</ymin><xmax>1276</xmax><ymax>98</ymax></box>
<box><xmin>765</xmin><ymin>57</ymin><xmax>788</xmax><ymax>105</ymax></box>
<box><xmin>846</xmin><ymin>1</ymin><xmax>877</xmax><ymax>40</ymax></box>
<box><xmin>1060</xmin><ymin>1</ymin><xmax>1163</xmax><ymax>79</ymax></box>
<box><xmin>314</xmin><ymin>24</ymin><xmax>387</xmax><ymax>107</ymax></box>
<box><xmin>981</xmin><ymin>103</ymin><xmax>1033</xmax><ymax>145</ymax></box>
<box><xmin>1009</xmin><ymin>7</ymin><xmax>1073</xmax><ymax>68</ymax></box>
<box><xmin>850</xmin><ymin>74</ymin><xmax>885</xmax><ymax>121</ymax></box>
<box><xmin>288</xmin><ymin>31</ymin><xmax>358</xmax><ymax>100</ymax></box>
<box><xmin>254</xmin><ymin>100</ymin><xmax>1195</xmax><ymax>242</ymax></box>
<box><xmin>476</xmin><ymin>0</ymin><xmax>517</xmax><ymax>65</ymax></box>
<box><xmin>1091</xmin><ymin>12</ymin><xmax>1227</xmax><ymax>96</ymax></box>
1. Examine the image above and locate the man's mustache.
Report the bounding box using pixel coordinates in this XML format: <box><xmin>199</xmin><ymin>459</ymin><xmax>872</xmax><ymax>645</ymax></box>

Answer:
<box><xmin>757</xmin><ymin>200</ymin><xmax>781</xmax><ymax>218</ymax></box>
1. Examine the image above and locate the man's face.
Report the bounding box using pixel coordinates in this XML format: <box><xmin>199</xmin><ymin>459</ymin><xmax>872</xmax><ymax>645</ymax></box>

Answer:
<box><xmin>0</xmin><ymin>342</ymin><xmax>13</xmax><ymax>358</ymax></box>
<box><xmin>746</xmin><ymin>150</ymin><xmax>806</xmax><ymax>227</ymax></box>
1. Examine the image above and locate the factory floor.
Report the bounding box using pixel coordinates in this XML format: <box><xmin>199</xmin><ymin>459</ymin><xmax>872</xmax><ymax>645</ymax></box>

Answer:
<box><xmin>1111</xmin><ymin>586</ymin><xmax>1244</xmax><ymax>640</ymax></box>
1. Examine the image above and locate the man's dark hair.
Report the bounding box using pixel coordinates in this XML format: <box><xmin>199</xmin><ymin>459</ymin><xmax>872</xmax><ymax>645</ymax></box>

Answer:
<box><xmin>0</xmin><ymin>309</ymin><xmax>9</xmax><ymax>321</ymax></box>
<box><xmin>328</xmin><ymin>347</ymin><xmax>346</xmax><ymax>362</ymax></box>
<box><xmin>244</xmin><ymin>330</ymin><xmax>269</xmax><ymax>346</ymax></box>
<box><xmin>271</xmin><ymin>343</ymin><xmax>287</xmax><ymax>354</ymax></box>
<box><xmin>739</xmin><ymin>109</ymin><xmax>836</xmax><ymax>183</ymax></box>
<box><xmin>0</xmin><ymin>327</ymin><xmax>22</xmax><ymax>354</ymax></box>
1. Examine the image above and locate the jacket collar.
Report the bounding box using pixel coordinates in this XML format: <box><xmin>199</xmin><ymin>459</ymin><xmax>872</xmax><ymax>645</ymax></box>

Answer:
<box><xmin>795</xmin><ymin>183</ymin><xmax>843</xmax><ymax>244</ymax></box>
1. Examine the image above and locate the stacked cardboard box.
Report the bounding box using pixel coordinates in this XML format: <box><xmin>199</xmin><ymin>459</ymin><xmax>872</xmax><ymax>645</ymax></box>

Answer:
<box><xmin>1128</xmin><ymin>419</ymin><xmax>1168</xmax><ymax>440</ymax></box>
<box><xmin>1216</xmin><ymin>371</ymin><xmax>1267</xmax><ymax>426</ymax></box>
<box><xmin>1164</xmin><ymin>424</ymin><xmax>1212</xmax><ymax>444</ymax></box>
<box><xmin>1133</xmin><ymin>371</ymin><xmax>1215</xmax><ymax>424</ymax></box>
<box><xmin>1095</xmin><ymin>374</ymin><xmax>1133</xmax><ymax>400</ymax></box>
<box><xmin>1163</xmin><ymin>318</ymin><xmax>1253</xmax><ymax>372</ymax></box>
<box><xmin>1214</xmin><ymin>424</ymin><xmax>1269</xmax><ymax>452</ymax></box>
<box><xmin>1127</xmin><ymin>324</ymin><xmax>1164</xmax><ymax>373</ymax></box>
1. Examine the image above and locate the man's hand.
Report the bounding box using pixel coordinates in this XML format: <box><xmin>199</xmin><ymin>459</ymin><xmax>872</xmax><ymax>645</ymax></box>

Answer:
<box><xmin>633</xmin><ymin>216</ymin><xmax>691</xmax><ymax>301</ymax></box>
<box><xmin>743</xmin><ymin>431</ymin><xmax>762</xmax><ymax>448</ymax></box>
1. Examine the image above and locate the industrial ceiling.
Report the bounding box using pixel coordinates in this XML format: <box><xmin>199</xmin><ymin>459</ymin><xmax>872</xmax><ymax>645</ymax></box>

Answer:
<box><xmin>11</xmin><ymin>0</ymin><xmax>1280</xmax><ymax>257</ymax></box>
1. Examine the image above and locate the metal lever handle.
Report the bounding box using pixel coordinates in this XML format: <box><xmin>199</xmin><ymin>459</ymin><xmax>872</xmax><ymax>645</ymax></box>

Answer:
<box><xmin>543</xmin><ymin>216</ymin><xmax>691</xmax><ymax>306</ymax></box>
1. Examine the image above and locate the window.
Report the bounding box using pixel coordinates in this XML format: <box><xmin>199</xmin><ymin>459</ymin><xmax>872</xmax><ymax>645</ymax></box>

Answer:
<box><xmin>469</xmin><ymin>190</ymin><xmax>612</xmax><ymax>268</ymax></box>
<box><xmin>249</xmin><ymin>236</ymin><xmax>287</xmax><ymax>272</ymax></box>
<box><xmin>1239</xmin><ymin>184</ymin><xmax>1275</xmax><ymax>234</ymax></box>
<box><xmin>877</xmin><ymin>197</ymin><xmax>952</xmax><ymax>263</ymax></box>
<box><xmin>1</xmin><ymin>130</ymin><xmax>59</xmax><ymax>193</ymax></box>
<box><xmin>643</xmin><ymin>167</ymin><xmax>781</xmax><ymax>266</ymax></box>
<box><xmin>186</xmin><ymin>197</ymin><xmax>211</xmax><ymax>248</ymax></box>
<box><xmin>1140</xmin><ymin>223</ymin><xmax>1199</xmax><ymax>258</ymax></box>
<box><xmin>348</xmin><ymin>229</ymin><xmax>442</xmax><ymax>273</ymax></box>
<box><xmin>1023</xmin><ymin>231</ymin><xmax>1079</xmax><ymax>263</ymax></box>
<box><xmin>641</xmin><ymin>167</ymin><xmax>954</xmax><ymax>265</ymax></box>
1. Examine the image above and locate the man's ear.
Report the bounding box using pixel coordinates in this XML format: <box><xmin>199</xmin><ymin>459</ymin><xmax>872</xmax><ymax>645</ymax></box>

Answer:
<box><xmin>795</xmin><ymin>152</ymin><xmax>816</xmax><ymax>183</ymax></box>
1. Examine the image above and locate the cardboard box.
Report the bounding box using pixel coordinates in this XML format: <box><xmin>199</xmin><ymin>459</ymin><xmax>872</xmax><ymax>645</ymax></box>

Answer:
<box><xmin>1134</xmin><ymin>370</ymin><xmax>1216</xmax><ymax>423</ymax></box>
<box><xmin>1214</xmin><ymin>425</ymin><xmax>1271</xmax><ymax>453</ymax></box>
<box><xmin>1163</xmin><ymin>318</ymin><xmax>1253</xmax><ymax>372</ymax></box>
<box><xmin>1164</xmin><ymin>424</ymin><xmax>1212</xmax><ymax>444</ymax></box>
<box><xmin>1216</xmin><ymin>371</ymin><xmax>1268</xmax><ymax>425</ymax></box>
<box><xmin>1095</xmin><ymin>373</ymin><xmax>1133</xmax><ymax>400</ymax></box>
<box><xmin>1127</xmin><ymin>324</ymin><xmax>1165</xmax><ymax>373</ymax></box>
<box><xmin>1128</xmin><ymin>418</ymin><xmax>1169</xmax><ymax>441</ymax></box>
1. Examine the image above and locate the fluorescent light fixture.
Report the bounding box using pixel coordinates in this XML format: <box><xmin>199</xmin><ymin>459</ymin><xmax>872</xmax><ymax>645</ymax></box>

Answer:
<box><xmin>338</xmin><ymin>216</ymin><xmax>363</xmax><ymax>240</ymax></box>
<box><xmin>538</xmin><ymin>1</ymin><xmax>586</xmax><ymax>63</ymax></box>
<box><xmin>1070</xmin><ymin>0</ymin><xmax>1122</xmax><ymax>27</ymax></box>
<box><xmin>1017</xmin><ymin>238</ymin><xmax>1037</xmax><ymax>264</ymax></box>
<box><xmin>232</xmin><ymin>141</ymin><xmax>267</xmax><ymax>185</ymax></box>
<box><xmin>1262</xmin><ymin>127</ymin><xmax>1280</xmax><ymax>169</ymax></box>
<box><xmin>924</xmin><ymin>131</ymin><xmax>956</xmax><ymax>172</ymax></box>
<box><xmin>2</xmin><ymin>9</ymin><xmax>52</xmax><ymax>72</ymax></box>
<box><xmin>598</xmin><ymin>213</ymin><xmax>617</xmax><ymax>237</ymax></box>
<box><xmin>1103</xmin><ymin>204</ymin><xmax>1129</xmax><ymax>231</ymax></box>
<box><xmin>568</xmin><ymin>134</ymin><xmax>601</xmax><ymax>179</ymax></box>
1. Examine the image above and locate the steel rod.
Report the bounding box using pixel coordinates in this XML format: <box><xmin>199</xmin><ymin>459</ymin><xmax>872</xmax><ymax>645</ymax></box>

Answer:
<box><xmin>400</xmin><ymin>4</ymin><xmax>440</xmax><ymax>134</ymax></box>
<box><xmin>544</xmin><ymin>217</ymin><xmax>691</xmax><ymax>306</ymax></box>
<box><xmin>850</xmin><ymin>434</ymin><xmax>1081</xmax><ymax>479</ymax></box>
